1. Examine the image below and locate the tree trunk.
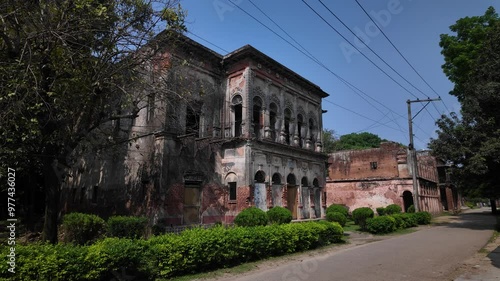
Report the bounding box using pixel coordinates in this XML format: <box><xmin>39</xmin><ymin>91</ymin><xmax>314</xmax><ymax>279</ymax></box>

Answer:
<box><xmin>490</xmin><ymin>198</ymin><xmax>497</xmax><ymax>215</ymax></box>
<box><xmin>41</xmin><ymin>159</ymin><xmax>61</xmax><ymax>244</ymax></box>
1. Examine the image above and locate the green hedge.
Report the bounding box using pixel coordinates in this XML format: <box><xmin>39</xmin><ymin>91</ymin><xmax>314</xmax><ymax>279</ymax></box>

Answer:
<box><xmin>326</xmin><ymin>211</ymin><xmax>347</xmax><ymax>227</ymax></box>
<box><xmin>267</xmin><ymin>206</ymin><xmax>293</xmax><ymax>224</ymax></box>
<box><xmin>62</xmin><ymin>212</ymin><xmax>106</xmax><ymax>245</ymax></box>
<box><xmin>107</xmin><ymin>216</ymin><xmax>148</xmax><ymax>239</ymax></box>
<box><xmin>366</xmin><ymin>216</ymin><xmax>396</xmax><ymax>234</ymax></box>
<box><xmin>326</xmin><ymin>204</ymin><xmax>349</xmax><ymax>217</ymax></box>
<box><xmin>414</xmin><ymin>211</ymin><xmax>432</xmax><ymax>225</ymax></box>
<box><xmin>376</xmin><ymin>207</ymin><xmax>386</xmax><ymax>216</ymax></box>
<box><xmin>352</xmin><ymin>207</ymin><xmax>374</xmax><ymax>230</ymax></box>
<box><xmin>234</xmin><ymin>207</ymin><xmax>268</xmax><ymax>227</ymax></box>
<box><xmin>0</xmin><ymin>221</ymin><xmax>343</xmax><ymax>280</ymax></box>
<box><xmin>385</xmin><ymin>204</ymin><xmax>402</xmax><ymax>215</ymax></box>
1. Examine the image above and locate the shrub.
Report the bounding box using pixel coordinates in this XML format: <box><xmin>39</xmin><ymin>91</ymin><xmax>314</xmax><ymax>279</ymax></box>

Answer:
<box><xmin>390</xmin><ymin>213</ymin><xmax>406</xmax><ymax>229</ymax></box>
<box><xmin>326</xmin><ymin>211</ymin><xmax>347</xmax><ymax>227</ymax></box>
<box><xmin>385</xmin><ymin>204</ymin><xmax>402</xmax><ymax>215</ymax></box>
<box><xmin>326</xmin><ymin>204</ymin><xmax>349</xmax><ymax>217</ymax></box>
<box><xmin>86</xmin><ymin>238</ymin><xmax>150</xmax><ymax>280</ymax></box>
<box><xmin>414</xmin><ymin>211</ymin><xmax>432</xmax><ymax>225</ymax></box>
<box><xmin>366</xmin><ymin>216</ymin><xmax>396</xmax><ymax>234</ymax></box>
<box><xmin>376</xmin><ymin>207</ymin><xmax>386</xmax><ymax>216</ymax></box>
<box><xmin>400</xmin><ymin>213</ymin><xmax>418</xmax><ymax>227</ymax></box>
<box><xmin>407</xmin><ymin>205</ymin><xmax>416</xmax><ymax>213</ymax></box>
<box><xmin>267</xmin><ymin>206</ymin><xmax>293</xmax><ymax>224</ymax></box>
<box><xmin>234</xmin><ymin>207</ymin><xmax>268</xmax><ymax>227</ymax></box>
<box><xmin>107</xmin><ymin>216</ymin><xmax>148</xmax><ymax>239</ymax></box>
<box><xmin>62</xmin><ymin>212</ymin><xmax>106</xmax><ymax>245</ymax></box>
<box><xmin>352</xmin><ymin>207</ymin><xmax>374</xmax><ymax>230</ymax></box>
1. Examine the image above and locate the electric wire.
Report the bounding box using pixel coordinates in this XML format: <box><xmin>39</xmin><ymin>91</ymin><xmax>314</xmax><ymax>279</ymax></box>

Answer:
<box><xmin>353</xmin><ymin>0</ymin><xmax>452</xmax><ymax>116</ymax></box>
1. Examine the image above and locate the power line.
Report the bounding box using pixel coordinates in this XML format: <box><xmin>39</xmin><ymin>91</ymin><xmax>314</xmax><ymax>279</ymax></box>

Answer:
<box><xmin>353</xmin><ymin>0</ymin><xmax>452</xmax><ymax>116</ymax></box>
<box><xmin>225</xmin><ymin>0</ymin><xmax>433</xmax><ymax>139</ymax></box>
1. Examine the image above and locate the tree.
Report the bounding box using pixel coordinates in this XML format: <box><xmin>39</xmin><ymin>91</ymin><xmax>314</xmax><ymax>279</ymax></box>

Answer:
<box><xmin>322</xmin><ymin>128</ymin><xmax>338</xmax><ymax>153</ymax></box>
<box><xmin>333</xmin><ymin>132</ymin><xmax>387</xmax><ymax>151</ymax></box>
<box><xmin>430</xmin><ymin>7</ymin><xmax>500</xmax><ymax>214</ymax></box>
<box><xmin>0</xmin><ymin>0</ymin><xmax>186</xmax><ymax>243</ymax></box>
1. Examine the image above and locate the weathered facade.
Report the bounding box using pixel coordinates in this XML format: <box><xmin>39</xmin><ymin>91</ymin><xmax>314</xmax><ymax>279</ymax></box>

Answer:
<box><xmin>61</xmin><ymin>33</ymin><xmax>329</xmax><ymax>226</ymax></box>
<box><xmin>437</xmin><ymin>160</ymin><xmax>462</xmax><ymax>212</ymax></box>
<box><xmin>325</xmin><ymin>142</ymin><xmax>442</xmax><ymax>214</ymax></box>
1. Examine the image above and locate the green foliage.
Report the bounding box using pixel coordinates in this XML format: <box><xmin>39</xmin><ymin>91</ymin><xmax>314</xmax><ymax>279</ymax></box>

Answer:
<box><xmin>407</xmin><ymin>205</ymin><xmax>416</xmax><ymax>213</ymax></box>
<box><xmin>326</xmin><ymin>204</ymin><xmax>349</xmax><ymax>217</ymax></box>
<box><xmin>266</xmin><ymin>206</ymin><xmax>293</xmax><ymax>224</ymax></box>
<box><xmin>333</xmin><ymin>132</ymin><xmax>387</xmax><ymax>151</ymax></box>
<box><xmin>326</xmin><ymin>211</ymin><xmax>347</xmax><ymax>227</ymax></box>
<box><xmin>0</xmin><ymin>0</ymin><xmax>187</xmax><ymax>243</ymax></box>
<box><xmin>234</xmin><ymin>207</ymin><xmax>268</xmax><ymax>227</ymax></box>
<box><xmin>107</xmin><ymin>216</ymin><xmax>148</xmax><ymax>239</ymax></box>
<box><xmin>366</xmin><ymin>216</ymin><xmax>396</xmax><ymax>234</ymax></box>
<box><xmin>414</xmin><ymin>212</ymin><xmax>432</xmax><ymax>225</ymax></box>
<box><xmin>376</xmin><ymin>207</ymin><xmax>386</xmax><ymax>216</ymax></box>
<box><xmin>62</xmin><ymin>212</ymin><xmax>106</xmax><ymax>245</ymax></box>
<box><xmin>400</xmin><ymin>213</ymin><xmax>418</xmax><ymax>228</ymax></box>
<box><xmin>431</xmin><ymin>7</ymin><xmax>500</xmax><ymax>211</ymax></box>
<box><xmin>385</xmin><ymin>204</ymin><xmax>402</xmax><ymax>215</ymax></box>
<box><xmin>352</xmin><ymin>207</ymin><xmax>374</xmax><ymax>230</ymax></box>
<box><xmin>1</xmin><ymin>222</ymin><xmax>343</xmax><ymax>280</ymax></box>
<box><xmin>390</xmin><ymin>214</ymin><xmax>407</xmax><ymax>229</ymax></box>
<box><xmin>322</xmin><ymin>128</ymin><xmax>339</xmax><ymax>153</ymax></box>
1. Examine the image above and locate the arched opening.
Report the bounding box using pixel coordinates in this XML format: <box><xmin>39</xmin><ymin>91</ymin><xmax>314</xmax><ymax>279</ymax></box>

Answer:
<box><xmin>272</xmin><ymin>173</ymin><xmax>281</xmax><ymax>185</ymax></box>
<box><xmin>225</xmin><ymin>173</ymin><xmax>238</xmax><ymax>201</ymax></box>
<box><xmin>403</xmin><ymin>190</ymin><xmax>414</xmax><ymax>212</ymax></box>
<box><xmin>253</xmin><ymin>97</ymin><xmax>263</xmax><ymax>139</ymax></box>
<box><xmin>272</xmin><ymin>173</ymin><xmax>283</xmax><ymax>207</ymax></box>
<box><xmin>232</xmin><ymin>95</ymin><xmax>243</xmax><ymax>137</ymax></box>
<box><xmin>308</xmin><ymin>118</ymin><xmax>316</xmax><ymax>141</ymax></box>
<box><xmin>287</xmin><ymin>173</ymin><xmax>298</xmax><ymax>219</ymax></box>
<box><xmin>301</xmin><ymin>177</ymin><xmax>310</xmax><ymax>219</ymax></box>
<box><xmin>284</xmin><ymin>108</ymin><xmax>292</xmax><ymax>145</ymax></box>
<box><xmin>254</xmin><ymin>171</ymin><xmax>266</xmax><ymax>210</ymax></box>
<box><xmin>269</xmin><ymin>103</ymin><xmax>278</xmax><ymax>141</ymax></box>
<box><xmin>297</xmin><ymin>114</ymin><xmax>304</xmax><ymax>147</ymax></box>
<box><xmin>313</xmin><ymin>178</ymin><xmax>321</xmax><ymax>218</ymax></box>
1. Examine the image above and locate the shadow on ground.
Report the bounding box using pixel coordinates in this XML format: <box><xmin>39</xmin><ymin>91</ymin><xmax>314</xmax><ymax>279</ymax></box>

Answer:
<box><xmin>436</xmin><ymin>210</ymin><xmax>497</xmax><ymax>231</ymax></box>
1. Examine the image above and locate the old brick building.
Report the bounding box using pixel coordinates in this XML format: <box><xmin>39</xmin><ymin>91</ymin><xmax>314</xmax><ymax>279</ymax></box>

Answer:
<box><xmin>325</xmin><ymin>142</ymin><xmax>443</xmax><ymax>214</ymax></box>
<box><xmin>61</xmin><ymin>32</ymin><xmax>329</xmax><ymax>225</ymax></box>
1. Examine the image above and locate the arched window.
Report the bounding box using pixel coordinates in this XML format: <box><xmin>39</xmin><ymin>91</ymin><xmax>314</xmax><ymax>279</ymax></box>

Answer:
<box><xmin>269</xmin><ymin>103</ymin><xmax>278</xmax><ymax>141</ymax></box>
<box><xmin>313</xmin><ymin>178</ymin><xmax>319</xmax><ymax>187</ymax></box>
<box><xmin>308</xmin><ymin>118</ymin><xmax>316</xmax><ymax>141</ymax></box>
<box><xmin>253</xmin><ymin>97</ymin><xmax>263</xmax><ymax>139</ymax></box>
<box><xmin>287</xmin><ymin>173</ymin><xmax>296</xmax><ymax>185</ymax></box>
<box><xmin>225</xmin><ymin>173</ymin><xmax>238</xmax><ymax>201</ymax></box>
<box><xmin>301</xmin><ymin>177</ymin><xmax>308</xmax><ymax>188</ymax></box>
<box><xmin>254</xmin><ymin>170</ymin><xmax>266</xmax><ymax>183</ymax></box>
<box><xmin>284</xmin><ymin>108</ymin><xmax>292</xmax><ymax>145</ymax></box>
<box><xmin>232</xmin><ymin>95</ymin><xmax>243</xmax><ymax>137</ymax></box>
<box><xmin>297</xmin><ymin>114</ymin><xmax>304</xmax><ymax>147</ymax></box>
<box><xmin>272</xmin><ymin>173</ymin><xmax>282</xmax><ymax>185</ymax></box>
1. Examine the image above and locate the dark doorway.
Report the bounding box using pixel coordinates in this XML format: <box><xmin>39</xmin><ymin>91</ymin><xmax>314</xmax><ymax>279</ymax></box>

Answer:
<box><xmin>287</xmin><ymin>174</ymin><xmax>297</xmax><ymax>219</ymax></box>
<box><xmin>403</xmin><ymin>190</ymin><xmax>414</xmax><ymax>212</ymax></box>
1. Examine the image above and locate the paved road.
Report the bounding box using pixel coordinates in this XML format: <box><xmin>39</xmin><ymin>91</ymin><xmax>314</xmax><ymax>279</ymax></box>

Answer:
<box><xmin>214</xmin><ymin>208</ymin><xmax>497</xmax><ymax>281</ymax></box>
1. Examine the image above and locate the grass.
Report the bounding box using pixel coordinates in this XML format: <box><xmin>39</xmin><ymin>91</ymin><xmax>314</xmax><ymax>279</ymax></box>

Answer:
<box><xmin>342</xmin><ymin>220</ymin><xmax>360</xmax><ymax>232</ymax></box>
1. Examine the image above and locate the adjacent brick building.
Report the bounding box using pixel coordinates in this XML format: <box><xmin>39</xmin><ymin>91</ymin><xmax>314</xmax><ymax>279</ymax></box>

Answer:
<box><xmin>325</xmin><ymin>142</ymin><xmax>443</xmax><ymax>214</ymax></box>
<box><xmin>61</xmin><ymin>32</ymin><xmax>329</xmax><ymax>226</ymax></box>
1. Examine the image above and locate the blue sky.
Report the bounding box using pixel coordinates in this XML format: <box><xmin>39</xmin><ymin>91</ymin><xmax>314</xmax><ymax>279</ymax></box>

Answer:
<box><xmin>179</xmin><ymin>0</ymin><xmax>499</xmax><ymax>150</ymax></box>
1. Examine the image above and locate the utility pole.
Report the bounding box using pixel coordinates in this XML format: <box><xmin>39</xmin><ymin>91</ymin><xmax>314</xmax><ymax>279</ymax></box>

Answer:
<box><xmin>407</xmin><ymin>98</ymin><xmax>441</xmax><ymax>212</ymax></box>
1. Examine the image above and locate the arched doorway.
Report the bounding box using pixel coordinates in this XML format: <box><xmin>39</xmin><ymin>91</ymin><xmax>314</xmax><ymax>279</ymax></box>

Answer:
<box><xmin>403</xmin><ymin>190</ymin><xmax>414</xmax><ymax>212</ymax></box>
<box><xmin>313</xmin><ymin>178</ymin><xmax>321</xmax><ymax>218</ymax></box>
<box><xmin>271</xmin><ymin>173</ymin><xmax>282</xmax><ymax>207</ymax></box>
<box><xmin>287</xmin><ymin>173</ymin><xmax>298</xmax><ymax>219</ymax></box>
<box><xmin>254</xmin><ymin>171</ymin><xmax>266</xmax><ymax>211</ymax></box>
<box><xmin>301</xmin><ymin>177</ymin><xmax>310</xmax><ymax>219</ymax></box>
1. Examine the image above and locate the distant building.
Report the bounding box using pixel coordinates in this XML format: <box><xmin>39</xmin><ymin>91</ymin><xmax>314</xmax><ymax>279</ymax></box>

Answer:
<box><xmin>437</xmin><ymin>160</ymin><xmax>462</xmax><ymax>212</ymax></box>
<box><xmin>325</xmin><ymin>142</ymin><xmax>442</xmax><ymax>214</ymax></box>
<box><xmin>61</xmin><ymin>32</ymin><xmax>329</xmax><ymax>226</ymax></box>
